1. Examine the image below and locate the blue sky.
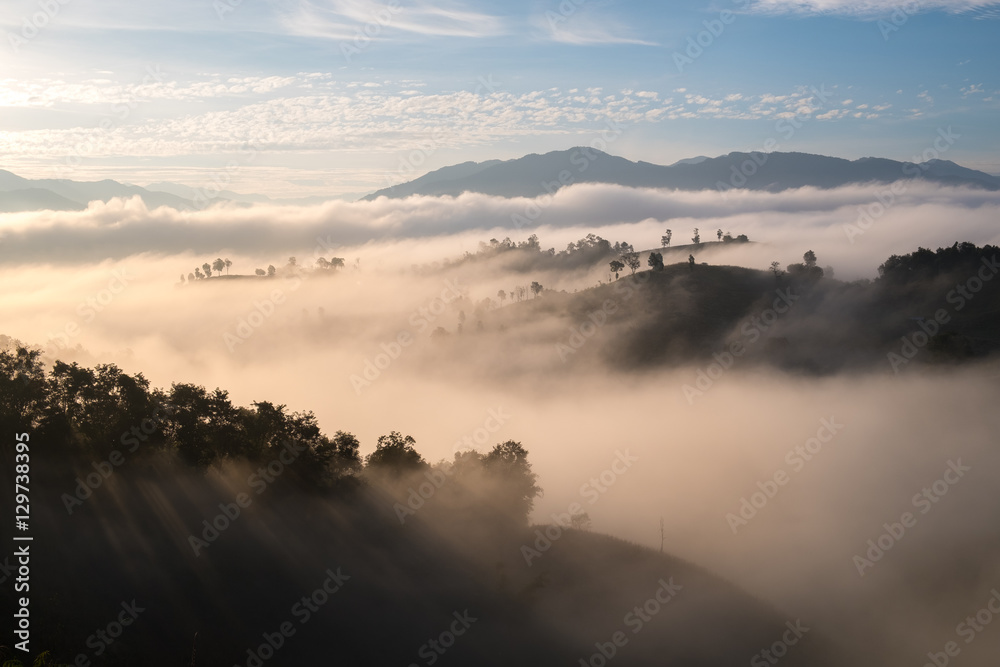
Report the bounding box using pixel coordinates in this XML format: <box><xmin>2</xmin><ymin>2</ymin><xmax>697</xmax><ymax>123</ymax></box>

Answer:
<box><xmin>1</xmin><ymin>0</ymin><xmax>998</xmax><ymax>197</ymax></box>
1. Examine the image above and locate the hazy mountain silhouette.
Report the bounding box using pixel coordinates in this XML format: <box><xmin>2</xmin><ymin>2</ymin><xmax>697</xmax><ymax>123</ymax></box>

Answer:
<box><xmin>362</xmin><ymin>148</ymin><xmax>1000</xmax><ymax>200</ymax></box>
<box><xmin>0</xmin><ymin>169</ymin><xmax>193</xmax><ymax>211</ymax></box>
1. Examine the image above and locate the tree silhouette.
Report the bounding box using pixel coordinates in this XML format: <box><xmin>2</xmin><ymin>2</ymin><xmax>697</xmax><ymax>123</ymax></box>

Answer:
<box><xmin>770</xmin><ymin>261</ymin><xmax>784</xmax><ymax>278</ymax></box>
<box><xmin>366</xmin><ymin>432</ymin><xmax>426</xmax><ymax>474</ymax></box>
<box><xmin>609</xmin><ymin>260</ymin><xmax>624</xmax><ymax>280</ymax></box>
<box><xmin>225</xmin><ymin>258</ymin><xmax>232</xmax><ymax>275</ymax></box>
<box><xmin>255</xmin><ymin>268</ymin><xmax>266</xmax><ymax>276</ymax></box>
<box><xmin>648</xmin><ymin>252</ymin><xmax>664</xmax><ymax>271</ymax></box>
<box><xmin>662</xmin><ymin>229</ymin><xmax>672</xmax><ymax>247</ymax></box>
<box><xmin>804</xmin><ymin>250</ymin><xmax>817</xmax><ymax>267</ymax></box>
<box><xmin>530</xmin><ymin>281</ymin><xmax>543</xmax><ymax>298</ymax></box>
<box><xmin>621</xmin><ymin>245</ymin><xmax>641</xmax><ymax>275</ymax></box>
<box><xmin>212</xmin><ymin>258</ymin><xmax>225</xmax><ymax>275</ymax></box>
<box><xmin>188</xmin><ymin>272</ymin><xmax>195</xmax><ymax>281</ymax></box>
<box><xmin>717</xmin><ymin>229</ymin><xmax>723</xmax><ymax>241</ymax></box>
<box><xmin>202</xmin><ymin>262</ymin><xmax>212</xmax><ymax>278</ymax></box>
<box><xmin>267</xmin><ymin>265</ymin><xmax>276</xmax><ymax>277</ymax></box>
<box><xmin>688</xmin><ymin>254</ymin><xmax>695</xmax><ymax>269</ymax></box>
<box><xmin>330</xmin><ymin>257</ymin><xmax>346</xmax><ymax>270</ymax></box>
<box><xmin>497</xmin><ymin>289</ymin><xmax>507</xmax><ymax>305</ymax></box>
<box><xmin>483</xmin><ymin>440</ymin><xmax>541</xmax><ymax>524</ymax></box>
<box><xmin>692</xmin><ymin>228</ymin><xmax>701</xmax><ymax>245</ymax></box>
<box><xmin>194</xmin><ymin>268</ymin><xmax>204</xmax><ymax>279</ymax></box>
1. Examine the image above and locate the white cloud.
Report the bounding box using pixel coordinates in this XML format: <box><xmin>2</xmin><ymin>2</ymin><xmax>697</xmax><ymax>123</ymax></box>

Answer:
<box><xmin>747</xmin><ymin>0</ymin><xmax>1000</xmax><ymax>16</ymax></box>
<box><xmin>279</xmin><ymin>0</ymin><xmax>507</xmax><ymax>40</ymax></box>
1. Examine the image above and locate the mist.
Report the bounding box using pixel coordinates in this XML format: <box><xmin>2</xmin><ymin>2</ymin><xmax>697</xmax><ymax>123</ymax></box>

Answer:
<box><xmin>3</xmin><ymin>182</ymin><xmax>1000</xmax><ymax>665</ymax></box>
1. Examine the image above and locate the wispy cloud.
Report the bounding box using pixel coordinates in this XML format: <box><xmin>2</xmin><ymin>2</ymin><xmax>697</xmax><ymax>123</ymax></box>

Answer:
<box><xmin>279</xmin><ymin>0</ymin><xmax>507</xmax><ymax>40</ymax></box>
<box><xmin>748</xmin><ymin>0</ymin><xmax>1000</xmax><ymax>16</ymax></box>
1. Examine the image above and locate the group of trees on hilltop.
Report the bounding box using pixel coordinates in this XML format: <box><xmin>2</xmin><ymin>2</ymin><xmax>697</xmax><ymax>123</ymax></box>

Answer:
<box><xmin>0</xmin><ymin>344</ymin><xmax>541</xmax><ymax>523</ymax></box>
<box><xmin>659</xmin><ymin>227</ymin><xmax>748</xmax><ymax>248</ymax></box>
<box><xmin>878</xmin><ymin>242</ymin><xmax>1000</xmax><ymax>283</ymax></box>
<box><xmin>182</xmin><ymin>257</ymin><xmax>232</xmax><ymax>282</ymax></box>
<box><xmin>181</xmin><ymin>255</ymin><xmax>350</xmax><ymax>282</ymax></box>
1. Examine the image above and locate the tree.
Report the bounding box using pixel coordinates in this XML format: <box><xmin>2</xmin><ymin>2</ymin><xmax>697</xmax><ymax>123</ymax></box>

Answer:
<box><xmin>623</xmin><ymin>249</ymin><xmax>641</xmax><ymax>275</ymax></box>
<box><xmin>365</xmin><ymin>432</ymin><xmax>426</xmax><ymax>474</ymax></box>
<box><xmin>179</xmin><ymin>274</ymin><xmax>185</xmax><ymax>284</ymax></box>
<box><xmin>225</xmin><ymin>258</ymin><xmax>232</xmax><ymax>275</ymax></box>
<box><xmin>648</xmin><ymin>252</ymin><xmax>664</xmax><ymax>271</ymax></box>
<box><xmin>267</xmin><ymin>265</ymin><xmax>276</xmax><ymax>277</ymax></box>
<box><xmin>692</xmin><ymin>228</ymin><xmax>701</xmax><ymax>245</ymax></box>
<box><xmin>187</xmin><ymin>272</ymin><xmax>195</xmax><ymax>281</ymax></box>
<box><xmin>287</xmin><ymin>257</ymin><xmax>297</xmax><ymax>269</ymax></box>
<box><xmin>316</xmin><ymin>257</ymin><xmax>331</xmax><ymax>270</ymax></box>
<box><xmin>609</xmin><ymin>259</ymin><xmax>624</xmax><ymax>280</ymax></box>
<box><xmin>662</xmin><ymin>229</ymin><xmax>672</xmax><ymax>247</ymax></box>
<box><xmin>803</xmin><ymin>250</ymin><xmax>817</xmax><ymax>267</ymax></box>
<box><xmin>330</xmin><ymin>257</ymin><xmax>345</xmax><ymax>270</ymax></box>
<box><xmin>717</xmin><ymin>229</ymin><xmax>723</xmax><ymax>241</ymax></box>
<box><xmin>212</xmin><ymin>258</ymin><xmax>225</xmax><ymax>275</ymax></box>
<box><xmin>194</xmin><ymin>268</ymin><xmax>204</xmax><ymax>279</ymax></box>
<box><xmin>255</xmin><ymin>268</ymin><xmax>266</xmax><ymax>276</ymax></box>
<box><xmin>202</xmin><ymin>262</ymin><xmax>212</xmax><ymax>277</ymax></box>
<box><xmin>530</xmin><ymin>281</ymin><xmax>543</xmax><ymax>298</ymax></box>
<box><xmin>483</xmin><ymin>440</ymin><xmax>541</xmax><ymax>524</ymax></box>
<box><xmin>769</xmin><ymin>261</ymin><xmax>784</xmax><ymax>279</ymax></box>
<box><xmin>497</xmin><ymin>289</ymin><xmax>507</xmax><ymax>305</ymax></box>
<box><xmin>688</xmin><ymin>254</ymin><xmax>695</xmax><ymax>269</ymax></box>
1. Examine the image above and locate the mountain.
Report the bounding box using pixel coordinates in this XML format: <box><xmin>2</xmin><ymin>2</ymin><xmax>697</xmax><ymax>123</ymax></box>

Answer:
<box><xmin>361</xmin><ymin>148</ymin><xmax>1000</xmax><ymax>200</ymax></box>
<box><xmin>0</xmin><ymin>169</ymin><xmax>193</xmax><ymax>212</ymax></box>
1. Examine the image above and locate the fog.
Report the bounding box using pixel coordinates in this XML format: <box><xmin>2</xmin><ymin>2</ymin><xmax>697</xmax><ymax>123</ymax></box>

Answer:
<box><xmin>3</xmin><ymin>183</ymin><xmax>1000</xmax><ymax>664</ymax></box>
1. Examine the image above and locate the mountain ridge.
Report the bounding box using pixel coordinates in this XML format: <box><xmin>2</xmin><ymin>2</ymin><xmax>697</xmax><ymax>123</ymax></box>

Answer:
<box><xmin>361</xmin><ymin>148</ymin><xmax>1000</xmax><ymax>201</ymax></box>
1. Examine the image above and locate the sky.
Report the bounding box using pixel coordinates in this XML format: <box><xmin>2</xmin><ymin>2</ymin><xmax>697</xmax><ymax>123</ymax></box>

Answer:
<box><xmin>1</xmin><ymin>0</ymin><xmax>998</xmax><ymax>198</ymax></box>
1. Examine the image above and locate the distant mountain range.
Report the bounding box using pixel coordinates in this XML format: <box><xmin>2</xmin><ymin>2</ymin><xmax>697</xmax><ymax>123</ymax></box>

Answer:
<box><xmin>0</xmin><ymin>170</ymin><xmax>354</xmax><ymax>213</ymax></box>
<box><xmin>362</xmin><ymin>148</ymin><xmax>1000</xmax><ymax>200</ymax></box>
<box><xmin>3</xmin><ymin>149</ymin><xmax>997</xmax><ymax>213</ymax></box>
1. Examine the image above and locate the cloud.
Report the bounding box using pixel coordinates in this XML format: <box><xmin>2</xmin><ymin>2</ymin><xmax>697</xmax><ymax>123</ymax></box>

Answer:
<box><xmin>747</xmin><ymin>0</ymin><xmax>1000</xmax><ymax>17</ymax></box>
<box><xmin>2</xmin><ymin>182</ymin><xmax>999</xmax><ymax>280</ymax></box>
<box><xmin>278</xmin><ymin>0</ymin><xmax>507</xmax><ymax>40</ymax></box>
